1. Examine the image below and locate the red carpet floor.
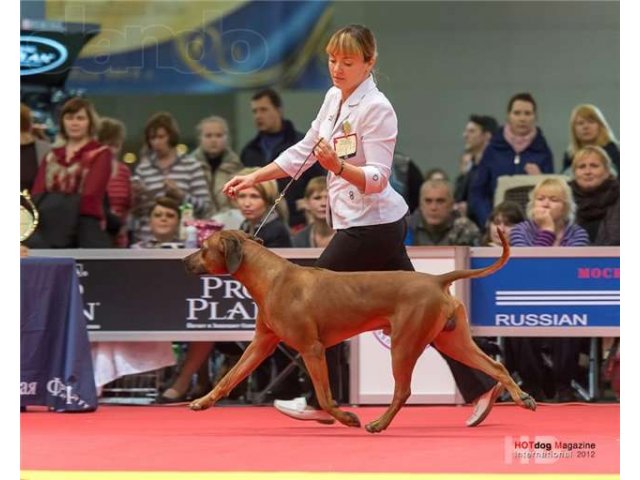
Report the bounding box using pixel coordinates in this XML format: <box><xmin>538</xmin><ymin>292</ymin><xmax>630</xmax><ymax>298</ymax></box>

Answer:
<box><xmin>21</xmin><ymin>403</ymin><xmax>619</xmax><ymax>475</ymax></box>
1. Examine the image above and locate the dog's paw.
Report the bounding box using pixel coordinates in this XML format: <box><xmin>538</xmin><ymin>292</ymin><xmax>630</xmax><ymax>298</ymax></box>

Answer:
<box><xmin>339</xmin><ymin>411</ymin><xmax>361</xmax><ymax>428</ymax></box>
<box><xmin>519</xmin><ymin>392</ymin><xmax>537</xmax><ymax>411</ymax></box>
<box><xmin>364</xmin><ymin>420</ymin><xmax>387</xmax><ymax>434</ymax></box>
<box><xmin>189</xmin><ymin>396</ymin><xmax>213</xmax><ymax>411</ymax></box>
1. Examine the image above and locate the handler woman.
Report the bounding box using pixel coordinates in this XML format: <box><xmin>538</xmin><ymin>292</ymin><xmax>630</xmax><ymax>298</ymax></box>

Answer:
<box><xmin>223</xmin><ymin>24</ymin><xmax>499</xmax><ymax>427</ymax></box>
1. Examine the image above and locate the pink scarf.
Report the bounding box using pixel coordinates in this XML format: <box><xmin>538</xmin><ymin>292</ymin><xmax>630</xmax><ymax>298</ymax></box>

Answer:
<box><xmin>503</xmin><ymin>124</ymin><xmax>537</xmax><ymax>154</ymax></box>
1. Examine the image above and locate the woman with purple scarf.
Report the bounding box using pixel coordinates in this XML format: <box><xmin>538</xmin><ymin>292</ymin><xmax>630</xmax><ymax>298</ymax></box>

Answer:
<box><xmin>507</xmin><ymin>177</ymin><xmax>589</xmax><ymax>402</ymax></box>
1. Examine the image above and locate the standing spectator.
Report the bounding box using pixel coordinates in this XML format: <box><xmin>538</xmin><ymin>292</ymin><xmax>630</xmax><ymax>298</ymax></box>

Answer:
<box><xmin>507</xmin><ymin>178</ymin><xmax>589</xmax><ymax>401</ymax></box>
<box><xmin>562</xmin><ymin>104</ymin><xmax>619</xmax><ymax>175</ymax></box>
<box><xmin>423</xmin><ymin>167</ymin><xmax>449</xmax><ymax>182</ymax></box>
<box><xmin>389</xmin><ymin>150</ymin><xmax>423</xmax><ymax>213</ymax></box>
<box><xmin>20</xmin><ymin>103</ymin><xmax>51</xmax><ymax>192</ymax></box>
<box><xmin>189</xmin><ymin>116</ymin><xmax>244</xmax><ymax>218</ymax></box>
<box><xmin>454</xmin><ymin>115</ymin><xmax>499</xmax><ymax>222</ymax></box>
<box><xmin>292</xmin><ymin>177</ymin><xmax>335</xmax><ymax>248</ymax></box>
<box><xmin>29</xmin><ymin>97</ymin><xmax>112</xmax><ymax>248</ymax></box>
<box><xmin>469</xmin><ymin>93</ymin><xmax>554</xmax><ymax>228</ymax></box>
<box><xmin>569</xmin><ymin>146</ymin><xmax>619</xmax><ymax>245</ymax></box>
<box><xmin>98</xmin><ymin>117</ymin><xmax>131</xmax><ymax>247</ymax></box>
<box><xmin>240</xmin><ymin>88</ymin><xmax>324</xmax><ymax>231</ymax></box>
<box><xmin>407</xmin><ymin>179</ymin><xmax>481</xmax><ymax>246</ymax></box>
<box><xmin>131</xmin><ymin>112</ymin><xmax>211</xmax><ymax>243</ymax></box>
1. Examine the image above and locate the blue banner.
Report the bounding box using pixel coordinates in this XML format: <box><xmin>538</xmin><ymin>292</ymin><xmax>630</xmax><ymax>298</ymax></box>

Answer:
<box><xmin>62</xmin><ymin>1</ymin><xmax>332</xmax><ymax>94</ymax></box>
<box><xmin>470</xmin><ymin>255</ymin><xmax>620</xmax><ymax>329</ymax></box>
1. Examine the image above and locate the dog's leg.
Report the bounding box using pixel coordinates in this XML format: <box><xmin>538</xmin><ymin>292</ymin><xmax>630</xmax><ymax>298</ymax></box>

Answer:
<box><xmin>190</xmin><ymin>325</ymin><xmax>279</xmax><ymax>411</ymax></box>
<box><xmin>301</xmin><ymin>341</ymin><xmax>361</xmax><ymax>428</ymax></box>
<box><xmin>365</xmin><ymin>339</ymin><xmax>424</xmax><ymax>434</ymax></box>
<box><xmin>433</xmin><ymin>303</ymin><xmax>536</xmax><ymax>412</ymax></box>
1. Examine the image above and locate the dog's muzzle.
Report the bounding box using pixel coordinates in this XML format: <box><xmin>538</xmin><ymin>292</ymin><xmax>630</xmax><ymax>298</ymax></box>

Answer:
<box><xmin>183</xmin><ymin>251</ymin><xmax>208</xmax><ymax>275</ymax></box>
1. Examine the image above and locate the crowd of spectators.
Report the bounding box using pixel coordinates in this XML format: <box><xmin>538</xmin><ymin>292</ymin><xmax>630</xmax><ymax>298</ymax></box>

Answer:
<box><xmin>20</xmin><ymin>88</ymin><xmax>620</xmax><ymax>404</ymax></box>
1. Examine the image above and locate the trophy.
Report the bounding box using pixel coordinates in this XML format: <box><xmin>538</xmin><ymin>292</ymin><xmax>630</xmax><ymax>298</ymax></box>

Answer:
<box><xmin>20</xmin><ymin>190</ymin><xmax>39</xmax><ymax>242</ymax></box>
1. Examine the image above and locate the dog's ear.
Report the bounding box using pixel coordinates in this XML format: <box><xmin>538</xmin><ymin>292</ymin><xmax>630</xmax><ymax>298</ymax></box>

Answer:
<box><xmin>221</xmin><ymin>235</ymin><xmax>243</xmax><ymax>274</ymax></box>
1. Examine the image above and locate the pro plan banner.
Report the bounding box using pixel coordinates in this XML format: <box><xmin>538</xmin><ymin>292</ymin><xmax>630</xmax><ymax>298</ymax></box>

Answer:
<box><xmin>76</xmin><ymin>257</ymin><xmax>315</xmax><ymax>332</ymax></box>
<box><xmin>470</xmin><ymin>254</ymin><xmax>620</xmax><ymax>330</ymax></box>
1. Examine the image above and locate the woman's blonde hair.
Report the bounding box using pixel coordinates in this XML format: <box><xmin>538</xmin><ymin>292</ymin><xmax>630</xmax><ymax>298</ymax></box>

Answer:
<box><xmin>568</xmin><ymin>104</ymin><xmax>618</xmax><ymax>156</ymax></box>
<box><xmin>238</xmin><ymin>167</ymin><xmax>289</xmax><ymax>224</ymax></box>
<box><xmin>526</xmin><ymin>178</ymin><xmax>576</xmax><ymax>225</ymax></box>
<box><xmin>197</xmin><ymin>116</ymin><xmax>229</xmax><ymax>139</ymax></box>
<box><xmin>326</xmin><ymin>24</ymin><xmax>377</xmax><ymax>63</ymax></box>
<box><xmin>571</xmin><ymin>145</ymin><xmax>616</xmax><ymax>177</ymax></box>
<box><xmin>304</xmin><ymin>176</ymin><xmax>328</xmax><ymax>199</ymax></box>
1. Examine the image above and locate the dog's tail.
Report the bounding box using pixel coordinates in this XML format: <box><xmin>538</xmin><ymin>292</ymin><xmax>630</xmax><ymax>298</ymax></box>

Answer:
<box><xmin>437</xmin><ymin>228</ymin><xmax>510</xmax><ymax>287</ymax></box>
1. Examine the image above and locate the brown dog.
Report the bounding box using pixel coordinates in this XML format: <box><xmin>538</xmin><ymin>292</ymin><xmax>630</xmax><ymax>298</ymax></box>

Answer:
<box><xmin>183</xmin><ymin>229</ymin><xmax>536</xmax><ymax>432</ymax></box>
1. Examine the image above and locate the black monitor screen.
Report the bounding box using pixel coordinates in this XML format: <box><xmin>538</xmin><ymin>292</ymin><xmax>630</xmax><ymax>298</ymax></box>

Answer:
<box><xmin>20</xmin><ymin>27</ymin><xmax>98</xmax><ymax>89</ymax></box>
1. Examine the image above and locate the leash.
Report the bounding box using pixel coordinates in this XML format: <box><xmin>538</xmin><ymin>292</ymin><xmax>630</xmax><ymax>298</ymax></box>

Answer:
<box><xmin>253</xmin><ymin>137</ymin><xmax>324</xmax><ymax>239</ymax></box>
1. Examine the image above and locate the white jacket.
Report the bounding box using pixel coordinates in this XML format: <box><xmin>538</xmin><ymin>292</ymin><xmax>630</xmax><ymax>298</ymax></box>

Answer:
<box><xmin>274</xmin><ymin>76</ymin><xmax>409</xmax><ymax>229</ymax></box>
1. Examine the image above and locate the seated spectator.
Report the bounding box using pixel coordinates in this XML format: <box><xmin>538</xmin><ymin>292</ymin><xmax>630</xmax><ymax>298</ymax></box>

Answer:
<box><xmin>92</xmin><ymin>197</ymin><xmax>179</xmax><ymax>396</ymax></box>
<box><xmin>569</xmin><ymin>145</ymin><xmax>620</xmax><ymax>393</ymax></box>
<box><xmin>469</xmin><ymin>92</ymin><xmax>554</xmax><ymax>228</ymax></box>
<box><xmin>482</xmin><ymin>200</ymin><xmax>525</xmax><ymax>247</ymax></box>
<box><xmin>131</xmin><ymin>197</ymin><xmax>183</xmax><ymax>248</ymax></box>
<box><xmin>98</xmin><ymin>117</ymin><xmax>132</xmax><ymax>248</ymax></box>
<box><xmin>569</xmin><ymin>146</ymin><xmax>619</xmax><ymax>246</ymax></box>
<box><xmin>189</xmin><ymin>116</ymin><xmax>244</xmax><ymax>219</ymax></box>
<box><xmin>506</xmin><ymin>178</ymin><xmax>589</xmax><ymax>402</ymax></box>
<box><xmin>292</xmin><ymin>177</ymin><xmax>335</xmax><ymax>248</ymax></box>
<box><xmin>157</xmin><ymin>171</ymin><xmax>292</xmax><ymax>403</ymax></box>
<box><xmin>406</xmin><ymin>179</ymin><xmax>481</xmax><ymax>246</ymax></box>
<box><xmin>454</xmin><ymin>114</ymin><xmax>499</xmax><ymax>222</ymax></box>
<box><xmin>131</xmin><ymin>112</ymin><xmax>211</xmax><ymax>243</ymax></box>
<box><xmin>237</xmin><ymin>168</ymin><xmax>292</xmax><ymax>247</ymax></box>
<box><xmin>510</xmin><ymin>178</ymin><xmax>589</xmax><ymax>247</ymax></box>
<box><xmin>562</xmin><ymin>104</ymin><xmax>619</xmax><ymax>175</ymax></box>
<box><xmin>20</xmin><ymin>103</ymin><xmax>51</xmax><ymax>192</ymax></box>
<box><xmin>28</xmin><ymin>97</ymin><xmax>112</xmax><ymax>248</ymax></box>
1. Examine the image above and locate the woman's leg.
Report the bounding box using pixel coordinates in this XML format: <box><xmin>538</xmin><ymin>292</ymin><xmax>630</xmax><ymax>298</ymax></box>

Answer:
<box><xmin>159</xmin><ymin>342</ymin><xmax>214</xmax><ymax>401</ymax></box>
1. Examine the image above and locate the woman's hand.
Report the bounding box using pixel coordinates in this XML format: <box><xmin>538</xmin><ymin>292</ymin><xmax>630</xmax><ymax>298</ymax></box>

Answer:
<box><xmin>524</xmin><ymin>163</ymin><xmax>542</xmax><ymax>175</ymax></box>
<box><xmin>222</xmin><ymin>173</ymin><xmax>257</xmax><ymax>198</ymax></box>
<box><xmin>313</xmin><ymin>139</ymin><xmax>341</xmax><ymax>174</ymax></box>
<box><xmin>164</xmin><ymin>178</ymin><xmax>186</xmax><ymax>202</ymax></box>
<box><xmin>531</xmin><ymin>206</ymin><xmax>555</xmax><ymax>232</ymax></box>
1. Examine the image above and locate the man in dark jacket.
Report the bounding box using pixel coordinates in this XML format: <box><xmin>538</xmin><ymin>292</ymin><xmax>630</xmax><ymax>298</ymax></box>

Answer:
<box><xmin>453</xmin><ymin>114</ymin><xmax>499</xmax><ymax>226</ymax></box>
<box><xmin>240</xmin><ymin>88</ymin><xmax>324</xmax><ymax>230</ymax></box>
<box><xmin>469</xmin><ymin>92</ymin><xmax>554</xmax><ymax>228</ymax></box>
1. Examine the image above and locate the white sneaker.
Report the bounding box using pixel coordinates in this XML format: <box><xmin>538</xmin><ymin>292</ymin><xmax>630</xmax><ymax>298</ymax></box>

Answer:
<box><xmin>273</xmin><ymin>397</ymin><xmax>335</xmax><ymax>424</ymax></box>
<box><xmin>465</xmin><ymin>384</ymin><xmax>505</xmax><ymax>427</ymax></box>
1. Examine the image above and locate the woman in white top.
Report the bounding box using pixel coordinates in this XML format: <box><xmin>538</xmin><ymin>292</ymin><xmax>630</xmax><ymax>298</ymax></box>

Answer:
<box><xmin>223</xmin><ymin>24</ymin><xmax>498</xmax><ymax>427</ymax></box>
